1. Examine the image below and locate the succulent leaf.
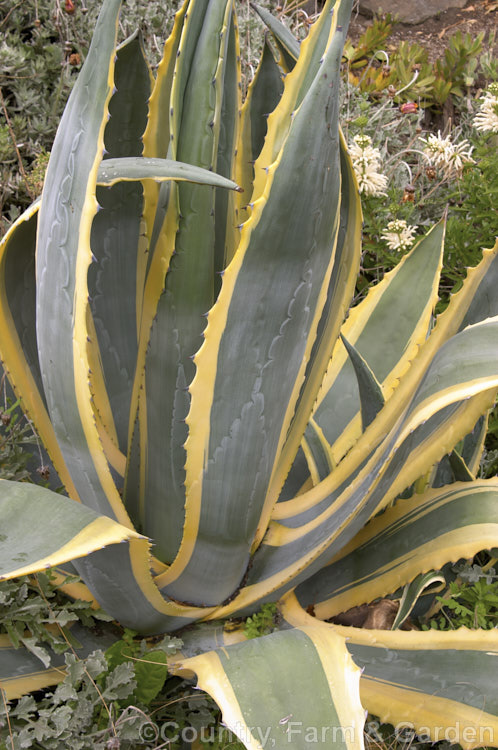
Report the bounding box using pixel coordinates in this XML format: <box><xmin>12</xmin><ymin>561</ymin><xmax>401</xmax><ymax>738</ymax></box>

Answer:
<box><xmin>1</xmin><ymin>1</ymin><xmax>498</xmax><ymax>746</ymax></box>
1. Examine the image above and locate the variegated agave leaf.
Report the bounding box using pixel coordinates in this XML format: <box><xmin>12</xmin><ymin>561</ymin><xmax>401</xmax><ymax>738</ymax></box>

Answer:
<box><xmin>1</xmin><ymin>0</ymin><xmax>498</xmax><ymax>747</ymax></box>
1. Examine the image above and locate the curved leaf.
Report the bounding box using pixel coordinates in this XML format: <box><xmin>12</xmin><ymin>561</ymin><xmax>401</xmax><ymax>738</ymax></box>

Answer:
<box><xmin>392</xmin><ymin>571</ymin><xmax>445</xmax><ymax>630</ymax></box>
<box><xmin>341</xmin><ymin>334</ymin><xmax>385</xmax><ymax>430</ymax></box>
<box><xmin>294</xmin><ymin>479</ymin><xmax>498</xmax><ymax>620</ymax></box>
<box><xmin>208</xmin><ymin>304</ymin><xmax>498</xmax><ymax>616</ymax></box>
<box><xmin>96</xmin><ymin>156</ymin><xmax>242</xmax><ymax>191</ymax></box>
<box><xmin>178</xmin><ymin>625</ymin><xmax>364</xmax><ymax>750</ymax></box>
<box><xmin>136</xmin><ymin>0</ymin><xmax>237</xmax><ymax>566</ymax></box>
<box><xmin>250</xmin><ymin>3</ymin><xmax>300</xmax><ymax>62</ymax></box>
<box><xmin>312</xmin><ymin>219</ymin><xmax>445</xmax><ymax>466</ymax></box>
<box><xmin>0</xmin><ymin>202</ymin><xmax>80</xmax><ymax>500</ymax></box>
<box><xmin>267</xmin><ymin>130</ymin><xmax>362</xmax><ymax>523</ymax></box>
<box><xmin>342</xmin><ymin>626</ymin><xmax>498</xmax><ymax>750</ymax></box>
<box><xmin>283</xmin><ymin>594</ymin><xmax>498</xmax><ymax>750</ymax></box>
<box><xmin>234</xmin><ymin>37</ymin><xmax>284</xmax><ymax>229</ymax></box>
<box><xmin>251</xmin><ymin>0</ymin><xmax>341</xmax><ymax>206</ymax></box>
<box><xmin>89</xmin><ymin>31</ymin><xmax>150</xmax><ymax>458</ymax></box>
<box><xmin>0</xmin><ymin>480</ymin><xmax>141</xmax><ymax>580</ymax></box>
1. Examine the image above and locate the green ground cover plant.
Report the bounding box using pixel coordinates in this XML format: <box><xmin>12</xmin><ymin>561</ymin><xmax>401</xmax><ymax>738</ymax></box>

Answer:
<box><xmin>344</xmin><ymin>15</ymin><xmax>497</xmax><ymax>113</ymax></box>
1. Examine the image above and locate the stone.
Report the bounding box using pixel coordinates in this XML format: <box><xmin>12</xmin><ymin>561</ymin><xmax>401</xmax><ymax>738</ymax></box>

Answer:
<box><xmin>358</xmin><ymin>0</ymin><xmax>468</xmax><ymax>25</ymax></box>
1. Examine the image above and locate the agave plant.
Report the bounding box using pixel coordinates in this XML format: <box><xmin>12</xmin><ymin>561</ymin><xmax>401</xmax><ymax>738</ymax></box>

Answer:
<box><xmin>1</xmin><ymin>0</ymin><xmax>498</xmax><ymax>746</ymax></box>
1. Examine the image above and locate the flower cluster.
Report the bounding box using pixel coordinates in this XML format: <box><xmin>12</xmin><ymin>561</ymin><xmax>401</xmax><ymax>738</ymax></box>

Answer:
<box><xmin>381</xmin><ymin>219</ymin><xmax>417</xmax><ymax>252</ymax></box>
<box><xmin>473</xmin><ymin>83</ymin><xmax>498</xmax><ymax>135</ymax></box>
<box><xmin>419</xmin><ymin>131</ymin><xmax>474</xmax><ymax>178</ymax></box>
<box><xmin>349</xmin><ymin>134</ymin><xmax>388</xmax><ymax>197</ymax></box>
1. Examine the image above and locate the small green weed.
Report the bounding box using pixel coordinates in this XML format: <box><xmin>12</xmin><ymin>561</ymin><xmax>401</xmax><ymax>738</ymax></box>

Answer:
<box><xmin>482</xmin><ymin>404</ymin><xmax>498</xmax><ymax>479</ymax></box>
<box><xmin>0</xmin><ymin>396</ymin><xmax>36</xmax><ymax>484</ymax></box>
<box><xmin>243</xmin><ymin>602</ymin><xmax>278</xmax><ymax>639</ymax></box>
<box><xmin>423</xmin><ymin>561</ymin><xmax>498</xmax><ymax>630</ymax></box>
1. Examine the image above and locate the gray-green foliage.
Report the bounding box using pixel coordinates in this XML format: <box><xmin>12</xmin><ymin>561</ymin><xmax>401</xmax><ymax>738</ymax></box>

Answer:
<box><xmin>0</xmin><ymin>571</ymin><xmax>113</xmax><ymax>667</ymax></box>
<box><xmin>1</xmin><ymin>1</ymin><xmax>498</xmax><ymax>746</ymax></box>
<box><xmin>0</xmin><ymin>0</ymin><xmax>175</xmax><ymax>229</ymax></box>
<box><xmin>0</xmin><ymin>624</ymin><xmax>185</xmax><ymax>750</ymax></box>
<box><xmin>0</xmin><ymin>630</ymin><xmax>245</xmax><ymax>750</ymax></box>
<box><xmin>1</xmin><ymin>650</ymin><xmax>143</xmax><ymax>749</ymax></box>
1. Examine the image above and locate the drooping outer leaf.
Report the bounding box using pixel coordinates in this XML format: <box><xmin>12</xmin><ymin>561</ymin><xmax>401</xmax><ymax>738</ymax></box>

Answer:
<box><xmin>96</xmin><ymin>157</ymin><xmax>242</xmax><ymax>190</ymax></box>
<box><xmin>157</xmin><ymin>1</ymin><xmax>352</xmax><ymax>605</ymax></box>
<box><xmin>0</xmin><ymin>480</ymin><xmax>141</xmax><ymax>581</ymax></box>
<box><xmin>294</xmin><ymin>478</ymin><xmax>498</xmax><ymax>619</ymax></box>
<box><xmin>178</xmin><ymin>586</ymin><xmax>498</xmax><ymax>750</ymax></box>
<box><xmin>281</xmin><ymin>594</ymin><xmax>498</xmax><ymax>750</ymax></box>
<box><xmin>178</xmin><ymin>625</ymin><xmax>364</xmax><ymax>750</ymax></box>
<box><xmin>344</xmin><ymin>626</ymin><xmax>498</xmax><ymax>750</ymax></box>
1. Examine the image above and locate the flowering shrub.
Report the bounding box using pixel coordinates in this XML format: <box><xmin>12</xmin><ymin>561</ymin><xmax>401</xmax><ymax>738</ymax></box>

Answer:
<box><xmin>380</xmin><ymin>219</ymin><xmax>417</xmax><ymax>252</ymax></box>
<box><xmin>419</xmin><ymin>131</ymin><xmax>474</xmax><ymax>178</ymax></box>
<box><xmin>474</xmin><ymin>82</ymin><xmax>498</xmax><ymax>134</ymax></box>
<box><xmin>348</xmin><ymin>134</ymin><xmax>388</xmax><ymax>196</ymax></box>
<box><xmin>340</xmin><ymin>70</ymin><xmax>498</xmax><ymax>302</ymax></box>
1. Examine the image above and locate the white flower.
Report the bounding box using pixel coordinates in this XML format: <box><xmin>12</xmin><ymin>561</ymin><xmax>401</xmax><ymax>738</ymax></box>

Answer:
<box><xmin>473</xmin><ymin>84</ymin><xmax>498</xmax><ymax>134</ymax></box>
<box><xmin>381</xmin><ymin>219</ymin><xmax>417</xmax><ymax>252</ymax></box>
<box><xmin>419</xmin><ymin>130</ymin><xmax>474</xmax><ymax>178</ymax></box>
<box><xmin>349</xmin><ymin>134</ymin><xmax>388</xmax><ymax>196</ymax></box>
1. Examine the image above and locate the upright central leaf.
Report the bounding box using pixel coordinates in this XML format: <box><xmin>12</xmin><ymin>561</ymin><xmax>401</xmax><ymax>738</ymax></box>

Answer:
<box><xmin>160</xmin><ymin>2</ymin><xmax>352</xmax><ymax>605</ymax></box>
<box><xmin>139</xmin><ymin>0</ymin><xmax>236</xmax><ymax>563</ymax></box>
<box><xmin>88</xmin><ymin>33</ymin><xmax>151</xmax><ymax>457</ymax></box>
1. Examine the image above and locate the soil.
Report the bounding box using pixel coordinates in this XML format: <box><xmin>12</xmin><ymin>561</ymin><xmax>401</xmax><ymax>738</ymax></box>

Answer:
<box><xmin>348</xmin><ymin>0</ymin><xmax>498</xmax><ymax>65</ymax></box>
